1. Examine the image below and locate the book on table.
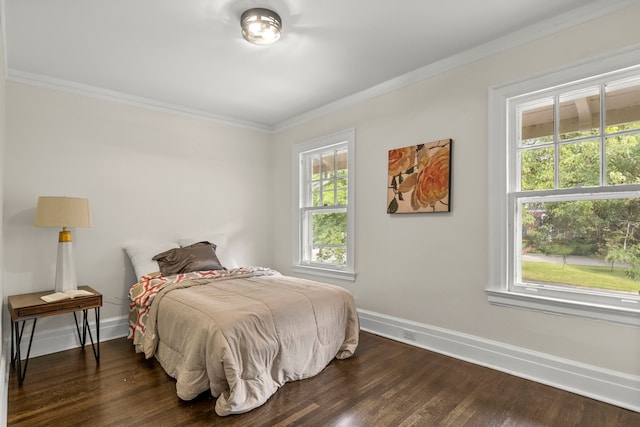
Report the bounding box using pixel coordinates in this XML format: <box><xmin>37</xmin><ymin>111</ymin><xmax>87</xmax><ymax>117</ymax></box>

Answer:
<box><xmin>40</xmin><ymin>289</ymin><xmax>94</xmax><ymax>303</ymax></box>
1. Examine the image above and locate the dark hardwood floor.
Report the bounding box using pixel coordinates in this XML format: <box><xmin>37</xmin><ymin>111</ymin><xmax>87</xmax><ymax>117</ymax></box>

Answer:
<box><xmin>8</xmin><ymin>331</ymin><xmax>639</xmax><ymax>426</ymax></box>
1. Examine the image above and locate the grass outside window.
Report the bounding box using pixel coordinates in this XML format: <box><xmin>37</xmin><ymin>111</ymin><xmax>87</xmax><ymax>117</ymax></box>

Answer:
<box><xmin>522</xmin><ymin>261</ymin><xmax>640</xmax><ymax>294</ymax></box>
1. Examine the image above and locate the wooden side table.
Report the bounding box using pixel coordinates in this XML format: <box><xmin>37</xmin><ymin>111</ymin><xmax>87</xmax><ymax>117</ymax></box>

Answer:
<box><xmin>8</xmin><ymin>285</ymin><xmax>102</xmax><ymax>385</ymax></box>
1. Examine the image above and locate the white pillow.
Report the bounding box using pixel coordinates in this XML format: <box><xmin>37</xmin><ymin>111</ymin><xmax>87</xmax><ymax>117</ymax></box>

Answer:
<box><xmin>178</xmin><ymin>234</ymin><xmax>239</xmax><ymax>269</ymax></box>
<box><xmin>124</xmin><ymin>241</ymin><xmax>180</xmax><ymax>280</ymax></box>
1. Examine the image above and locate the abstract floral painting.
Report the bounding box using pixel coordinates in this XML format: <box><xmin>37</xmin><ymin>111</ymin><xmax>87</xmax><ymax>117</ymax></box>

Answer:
<box><xmin>387</xmin><ymin>139</ymin><xmax>452</xmax><ymax>213</ymax></box>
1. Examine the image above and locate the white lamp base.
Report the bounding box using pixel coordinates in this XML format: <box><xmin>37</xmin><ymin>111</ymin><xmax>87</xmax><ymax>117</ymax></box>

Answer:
<box><xmin>55</xmin><ymin>240</ymin><xmax>78</xmax><ymax>292</ymax></box>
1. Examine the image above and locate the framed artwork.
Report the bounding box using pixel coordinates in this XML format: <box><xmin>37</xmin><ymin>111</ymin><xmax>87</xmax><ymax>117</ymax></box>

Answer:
<box><xmin>387</xmin><ymin>138</ymin><xmax>452</xmax><ymax>213</ymax></box>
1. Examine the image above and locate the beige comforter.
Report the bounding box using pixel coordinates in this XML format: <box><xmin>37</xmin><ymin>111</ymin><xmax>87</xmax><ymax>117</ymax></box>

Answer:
<box><xmin>133</xmin><ymin>270</ymin><xmax>359</xmax><ymax>416</ymax></box>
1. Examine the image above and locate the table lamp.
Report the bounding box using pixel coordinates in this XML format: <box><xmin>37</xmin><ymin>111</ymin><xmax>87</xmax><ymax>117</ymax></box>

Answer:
<box><xmin>34</xmin><ymin>196</ymin><xmax>91</xmax><ymax>292</ymax></box>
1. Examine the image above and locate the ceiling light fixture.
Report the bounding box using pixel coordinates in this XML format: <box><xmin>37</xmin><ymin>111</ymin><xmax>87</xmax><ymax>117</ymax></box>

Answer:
<box><xmin>241</xmin><ymin>8</ymin><xmax>282</xmax><ymax>45</ymax></box>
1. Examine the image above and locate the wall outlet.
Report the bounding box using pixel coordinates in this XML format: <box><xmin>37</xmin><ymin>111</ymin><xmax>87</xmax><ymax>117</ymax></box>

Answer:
<box><xmin>402</xmin><ymin>329</ymin><xmax>416</xmax><ymax>341</ymax></box>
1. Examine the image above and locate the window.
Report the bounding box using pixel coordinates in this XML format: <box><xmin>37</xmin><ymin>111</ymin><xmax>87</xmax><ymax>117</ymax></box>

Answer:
<box><xmin>488</xmin><ymin>50</ymin><xmax>640</xmax><ymax>326</ymax></box>
<box><xmin>292</xmin><ymin>129</ymin><xmax>356</xmax><ymax>280</ymax></box>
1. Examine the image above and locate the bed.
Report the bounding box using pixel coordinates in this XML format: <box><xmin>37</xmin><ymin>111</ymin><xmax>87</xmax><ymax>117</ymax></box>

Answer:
<box><xmin>125</xmin><ymin>240</ymin><xmax>359</xmax><ymax>416</ymax></box>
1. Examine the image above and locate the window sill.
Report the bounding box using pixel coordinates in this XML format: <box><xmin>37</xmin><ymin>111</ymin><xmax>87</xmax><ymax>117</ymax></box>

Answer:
<box><xmin>486</xmin><ymin>289</ymin><xmax>640</xmax><ymax>327</ymax></box>
<box><xmin>292</xmin><ymin>265</ymin><xmax>357</xmax><ymax>282</ymax></box>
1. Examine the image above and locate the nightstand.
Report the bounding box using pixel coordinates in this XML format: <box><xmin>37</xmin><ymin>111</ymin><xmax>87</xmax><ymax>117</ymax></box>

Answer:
<box><xmin>8</xmin><ymin>285</ymin><xmax>102</xmax><ymax>385</ymax></box>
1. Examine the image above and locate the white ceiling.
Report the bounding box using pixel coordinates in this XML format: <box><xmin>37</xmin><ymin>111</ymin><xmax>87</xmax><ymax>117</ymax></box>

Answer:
<box><xmin>3</xmin><ymin>0</ymin><xmax>629</xmax><ymax>131</ymax></box>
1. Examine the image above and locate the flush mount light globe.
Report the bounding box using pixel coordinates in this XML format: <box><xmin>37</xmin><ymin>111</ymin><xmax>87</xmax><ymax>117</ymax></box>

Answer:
<box><xmin>241</xmin><ymin>8</ymin><xmax>282</xmax><ymax>45</ymax></box>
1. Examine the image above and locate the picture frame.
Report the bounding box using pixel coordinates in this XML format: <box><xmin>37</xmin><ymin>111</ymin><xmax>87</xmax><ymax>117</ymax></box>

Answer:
<box><xmin>387</xmin><ymin>138</ymin><xmax>452</xmax><ymax>214</ymax></box>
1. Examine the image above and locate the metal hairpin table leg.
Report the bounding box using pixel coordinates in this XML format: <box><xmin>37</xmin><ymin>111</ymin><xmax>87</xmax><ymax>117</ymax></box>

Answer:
<box><xmin>13</xmin><ymin>318</ymin><xmax>38</xmax><ymax>385</ymax></box>
<box><xmin>73</xmin><ymin>307</ymin><xmax>100</xmax><ymax>362</ymax></box>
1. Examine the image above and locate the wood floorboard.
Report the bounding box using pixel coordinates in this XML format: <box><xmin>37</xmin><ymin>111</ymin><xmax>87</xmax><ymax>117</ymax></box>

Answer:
<box><xmin>7</xmin><ymin>331</ymin><xmax>639</xmax><ymax>426</ymax></box>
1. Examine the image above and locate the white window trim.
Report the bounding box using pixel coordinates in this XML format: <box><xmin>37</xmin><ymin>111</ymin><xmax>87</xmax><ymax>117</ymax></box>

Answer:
<box><xmin>292</xmin><ymin>129</ymin><xmax>356</xmax><ymax>281</ymax></box>
<box><xmin>487</xmin><ymin>45</ymin><xmax>640</xmax><ymax>327</ymax></box>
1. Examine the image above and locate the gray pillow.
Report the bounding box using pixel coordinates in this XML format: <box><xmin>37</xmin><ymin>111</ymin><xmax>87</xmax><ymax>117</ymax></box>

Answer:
<box><xmin>152</xmin><ymin>241</ymin><xmax>225</xmax><ymax>276</ymax></box>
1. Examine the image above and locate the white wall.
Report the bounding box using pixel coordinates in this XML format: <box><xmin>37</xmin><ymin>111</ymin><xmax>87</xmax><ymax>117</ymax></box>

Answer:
<box><xmin>4</xmin><ymin>83</ymin><xmax>274</xmax><ymax>338</ymax></box>
<box><xmin>0</xmin><ymin>12</ymin><xmax>7</xmax><ymax>425</ymax></box>
<box><xmin>271</xmin><ymin>4</ymin><xmax>640</xmax><ymax>376</ymax></box>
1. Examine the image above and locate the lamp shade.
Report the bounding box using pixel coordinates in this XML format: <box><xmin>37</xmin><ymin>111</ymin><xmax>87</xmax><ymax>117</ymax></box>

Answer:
<box><xmin>35</xmin><ymin>197</ymin><xmax>91</xmax><ymax>228</ymax></box>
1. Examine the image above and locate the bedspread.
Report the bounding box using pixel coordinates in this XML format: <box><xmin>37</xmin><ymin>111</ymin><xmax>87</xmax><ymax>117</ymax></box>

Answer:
<box><xmin>128</xmin><ymin>268</ymin><xmax>359</xmax><ymax>416</ymax></box>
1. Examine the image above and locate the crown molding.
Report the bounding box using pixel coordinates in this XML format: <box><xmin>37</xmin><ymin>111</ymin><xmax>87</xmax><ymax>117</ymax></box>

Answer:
<box><xmin>4</xmin><ymin>0</ymin><xmax>635</xmax><ymax>134</ymax></box>
<box><xmin>273</xmin><ymin>0</ymin><xmax>636</xmax><ymax>132</ymax></box>
<box><xmin>6</xmin><ymin>69</ymin><xmax>274</xmax><ymax>133</ymax></box>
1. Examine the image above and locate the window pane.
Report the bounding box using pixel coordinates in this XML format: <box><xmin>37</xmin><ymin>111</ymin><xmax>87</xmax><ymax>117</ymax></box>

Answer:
<box><xmin>337</xmin><ymin>188</ymin><xmax>347</xmax><ymax>206</ymax></box>
<box><xmin>520</xmin><ymin>199</ymin><xmax>640</xmax><ymax>295</ymax></box>
<box><xmin>521</xmin><ymin>147</ymin><xmax>554</xmax><ymax>190</ymax></box>
<box><xmin>606</xmin><ymin>77</ymin><xmax>640</xmax><ymax>129</ymax></box>
<box><xmin>321</xmin><ymin>151</ymin><xmax>336</xmax><ymax>178</ymax></box>
<box><xmin>310</xmin><ymin>182</ymin><xmax>321</xmax><ymax>207</ymax></box>
<box><xmin>606</xmin><ymin>132</ymin><xmax>640</xmax><ymax>185</ymax></box>
<box><xmin>558</xmin><ymin>139</ymin><xmax>600</xmax><ymax>188</ymax></box>
<box><xmin>337</xmin><ymin>176</ymin><xmax>348</xmax><ymax>199</ymax></box>
<box><xmin>519</xmin><ymin>98</ymin><xmax>554</xmax><ymax>146</ymax></box>
<box><xmin>336</xmin><ymin>149</ymin><xmax>348</xmax><ymax>176</ymax></box>
<box><xmin>310</xmin><ymin>211</ymin><xmax>347</xmax><ymax>265</ymax></box>
<box><xmin>322</xmin><ymin>190</ymin><xmax>335</xmax><ymax>206</ymax></box>
<box><xmin>310</xmin><ymin>155</ymin><xmax>321</xmax><ymax>180</ymax></box>
<box><xmin>559</xmin><ymin>87</ymin><xmax>600</xmax><ymax>140</ymax></box>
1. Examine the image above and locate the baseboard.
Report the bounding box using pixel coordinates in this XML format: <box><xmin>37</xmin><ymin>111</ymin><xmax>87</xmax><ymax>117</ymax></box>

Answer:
<box><xmin>13</xmin><ymin>315</ymin><xmax>129</xmax><ymax>359</ymax></box>
<box><xmin>358</xmin><ymin>309</ymin><xmax>640</xmax><ymax>413</ymax></box>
